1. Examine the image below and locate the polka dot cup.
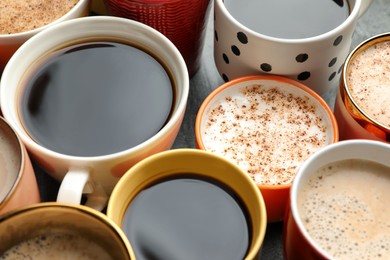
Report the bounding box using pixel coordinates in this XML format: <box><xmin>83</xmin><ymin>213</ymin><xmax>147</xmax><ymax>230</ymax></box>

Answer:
<box><xmin>214</xmin><ymin>0</ymin><xmax>373</xmax><ymax>96</ymax></box>
<box><xmin>195</xmin><ymin>75</ymin><xmax>339</xmax><ymax>222</ymax></box>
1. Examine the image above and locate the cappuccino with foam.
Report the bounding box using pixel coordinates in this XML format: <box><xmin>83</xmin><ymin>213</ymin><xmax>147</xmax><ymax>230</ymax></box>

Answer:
<box><xmin>298</xmin><ymin>159</ymin><xmax>390</xmax><ymax>259</ymax></box>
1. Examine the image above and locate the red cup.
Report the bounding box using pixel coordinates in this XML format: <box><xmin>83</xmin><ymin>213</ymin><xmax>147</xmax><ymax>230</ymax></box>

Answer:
<box><xmin>104</xmin><ymin>0</ymin><xmax>212</xmax><ymax>77</ymax></box>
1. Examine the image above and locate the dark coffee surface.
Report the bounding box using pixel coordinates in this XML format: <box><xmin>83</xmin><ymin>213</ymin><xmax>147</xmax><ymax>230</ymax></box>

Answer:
<box><xmin>122</xmin><ymin>176</ymin><xmax>250</xmax><ymax>260</ymax></box>
<box><xmin>224</xmin><ymin>0</ymin><xmax>350</xmax><ymax>39</ymax></box>
<box><xmin>20</xmin><ymin>42</ymin><xmax>173</xmax><ymax>157</ymax></box>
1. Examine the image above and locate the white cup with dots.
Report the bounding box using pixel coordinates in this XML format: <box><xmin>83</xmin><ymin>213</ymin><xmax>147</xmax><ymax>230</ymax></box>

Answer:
<box><xmin>214</xmin><ymin>0</ymin><xmax>373</xmax><ymax>96</ymax></box>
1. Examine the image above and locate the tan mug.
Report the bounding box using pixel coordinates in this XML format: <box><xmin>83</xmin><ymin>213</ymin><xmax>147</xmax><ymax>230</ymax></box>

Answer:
<box><xmin>107</xmin><ymin>149</ymin><xmax>267</xmax><ymax>260</ymax></box>
<box><xmin>0</xmin><ymin>16</ymin><xmax>189</xmax><ymax>211</ymax></box>
<box><xmin>0</xmin><ymin>202</ymin><xmax>135</xmax><ymax>259</ymax></box>
<box><xmin>0</xmin><ymin>117</ymin><xmax>40</xmax><ymax>215</ymax></box>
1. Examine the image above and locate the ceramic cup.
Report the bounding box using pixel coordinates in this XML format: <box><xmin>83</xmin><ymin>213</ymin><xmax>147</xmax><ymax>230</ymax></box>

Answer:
<box><xmin>0</xmin><ymin>16</ymin><xmax>189</xmax><ymax>211</ymax></box>
<box><xmin>0</xmin><ymin>202</ymin><xmax>135</xmax><ymax>258</ymax></box>
<box><xmin>284</xmin><ymin>140</ymin><xmax>390</xmax><ymax>259</ymax></box>
<box><xmin>107</xmin><ymin>149</ymin><xmax>267</xmax><ymax>260</ymax></box>
<box><xmin>214</xmin><ymin>0</ymin><xmax>373</xmax><ymax>96</ymax></box>
<box><xmin>0</xmin><ymin>0</ymin><xmax>90</xmax><ymax>73</ymax></box>
<box><xmin>334</xmin><ymin>32</ymin><xmax>390</xmax><ymax>142</ymax></box>
<box><xmin>0</xmin><ymin>117</ymin><xmax>40</xmax><ymax>216</ymax></box>
<box><xmin>195</xmin><ymin>75</ymin><xmax>339</xmax><ymax>222</ymax></box>
<box><xmin>104</xmin><ymin>0</ymin><xmax>212</xmax><ymax>77</ymax></box>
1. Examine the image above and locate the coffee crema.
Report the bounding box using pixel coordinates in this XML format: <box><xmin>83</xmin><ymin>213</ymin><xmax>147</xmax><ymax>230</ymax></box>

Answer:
<box><xmin>0</xmin><ymin>0</ymin><xmax>78</xmax><ymax>34</ymax></box>
<box><xmin>0</xmin><ymin>233</ymin><xmax>112</xmax><ymax>259</ymax></box>
<box><xmin>122</xmin><ymin>175</ymin><xmax>251</xmax><ymax>260</ymax></box>
<box><xmin>19</xmin><ymin>41</ymin><xmax>173</xmax><ymax>157</ymax></box>
<box><xmin>223</xmin><ymin>0</ymin><xmax>350</xmax><ymax>39</ymax></box>
<box><xmin>298</xmin><ymin>159</ymin><xmax>390</xmax><ymax>259</ymax></box>
<box><xmin>202</xmin><ymin>84</ymin><xmax>330</xmax><ymax>185</ymax></box>
<box><xmin>347</xmin><ymin>40</ymin><xmax>390</xmax><ymax>128</ymax></box>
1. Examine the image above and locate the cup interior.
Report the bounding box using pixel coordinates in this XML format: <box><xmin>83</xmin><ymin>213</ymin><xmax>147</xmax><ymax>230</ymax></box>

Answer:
<box><xmin>107</xmin><ymin>149</ymin><xmax>267</xmax><ymax>259</ymax></box>
<box><xmin>0</xmin><ymin>117</ymin><xmax>23</xmax><ymax>204</ymax></box>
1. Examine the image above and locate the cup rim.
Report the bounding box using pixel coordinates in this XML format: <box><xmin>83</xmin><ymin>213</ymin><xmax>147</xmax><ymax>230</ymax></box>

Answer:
<box><xmin>0</xmin><ymin>0</ymin><xmax>89</xmax><ymax>39</ymax></box>
<box><xmin>195</xmin><ymin>75</ymin><xmax>339</xmax><ymax>190</ymax></box>
<box><xmin>0</xmin><ymin>116</ymin><xmax>26</xmax><ymax>210</ymax></box>
<box><xmin>0</xmin><ymin>202</ymin><xmax>136</xmax><ymax>259</ymax></box>
<box><xmin>289</xmin><ymin>139</ymin><xmax>390</xmax><ymax>258</ymax></box>
<box><xmin>107</xmin><ymin>148</ymin><xmax>267</xmax><ymax>260</ymax></box>
<box><xmin>341</xmin><ymin>32</ymin><xmax>390</xmax><ymax>137</ymax></box>
<box><xmin>215</xmin><ymin>0</ymin><xmax>361</xmax><ymax>43</ymax></box>
<box><xmin>0</xmin><ymin>16</ymin><xmax>189</xmax><ymax>162</ymax></box>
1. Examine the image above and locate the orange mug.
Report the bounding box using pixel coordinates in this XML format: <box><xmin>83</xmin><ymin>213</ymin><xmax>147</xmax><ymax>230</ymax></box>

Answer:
<box><xmin>0</xmin><ymin>117</ymin><xmax>40</xmax><ymax>215</ymax></box>
<box><xmin>195</xmin><ymin>75</ymin><xmax>339</xmax><ymax>222</ymax></box>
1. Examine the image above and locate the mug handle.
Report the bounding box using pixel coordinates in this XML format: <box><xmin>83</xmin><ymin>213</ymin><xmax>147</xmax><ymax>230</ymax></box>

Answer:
<box><xmin>56</xmin><ymin>168</ymin><xmax>108</xmax><ymax>211</ymax></box>
<box><xmin>358</xmin><ymin>0</ymin><xmax>374</xmax><ymax>17</ymax></box>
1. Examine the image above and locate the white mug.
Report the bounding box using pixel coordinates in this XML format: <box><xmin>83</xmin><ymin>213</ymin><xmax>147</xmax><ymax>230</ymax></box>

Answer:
<box><xmin>0</xmin><ymin>16</ymin><xmax>189</xmax><ymax>211</ymax></box>
<box><xmin>214</xmin><ymin>0</ymin><xmax>373</xmax><ymax>96</ymax></box>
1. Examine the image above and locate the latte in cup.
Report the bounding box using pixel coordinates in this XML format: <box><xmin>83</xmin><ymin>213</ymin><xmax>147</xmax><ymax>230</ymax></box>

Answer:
<box><xmin>0</xmin><ymin>0</ymin><xmax>79</xmax><ymax>34</ymax></box>
<box><xmin>346</xmin><ymin>39</ymin><xmax>390</xmax><ymax>128</ymax></box>
<box><xmin>1</xmin><ymin>233</ymin><xmax>112</xmax><ymax>260</ymax></box>
<box><xmin>297</xmin><ymin>159</ymin><xmax>390</xmax><ymax>259</ymax></box>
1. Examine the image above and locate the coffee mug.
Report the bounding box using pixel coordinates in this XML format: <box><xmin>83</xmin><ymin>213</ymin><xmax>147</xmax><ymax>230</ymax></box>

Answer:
<box><xmin>334</xmin><ymin>32</ymin><xmax>390</xmax><ymax>142</ymax></box>
<box><xmin>0</xmin><ymin>16</ymin><xmax>189</xmax><ymax>211</ymax></box>
<box><xmin>0</xmin><ymin>202</ymin><xmax>135</xmax><ymax>258</ymax></box>
<box><xmin>107</xmin><ymin>149</ymin><xmax>267</xmax><ymax>260</ymax></box>
<box><xmin>284</xmin><ymin>140</ymin><xmax>390</xmax><ymax>259</ymax></box>
<box><xmin>0</xmin><ymin>0</ymin><xmax>90</xmax><ymax>73</ymax></box>
<box><xmin>214</xmin><ymin>0</ymin><xmax>373</xmax><ymax>95</ymax></box>
<box><xmin>195</xmin><ymin>75</ymin><xmax>339</xmax><ymax>222</ymax></box>
<box><xmin>104</xmin><ymin>0</ymin><xmax>212</xmax><ymax>77</ymax></box>
<box><xmin>0</xmin><ymin>117</ymin><xmax>40</xmax><ymax>215</ymax></box>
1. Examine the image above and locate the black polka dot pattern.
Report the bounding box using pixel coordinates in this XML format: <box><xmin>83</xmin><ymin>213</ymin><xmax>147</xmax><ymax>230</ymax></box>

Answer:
<box><xmin>333</xmin><ymin>35</ymin><xmax>343</xmax><ymax>46</ymax></box>
<box><xmin>328</xmin><ymin>72</ymin><xmax>336</xmax><ymax>81</ymax></box>
<box><xmin>223</xmin><ymin>53</ymin><xmax>229</xmax><ymax>64</ymax></box>
<box><xmin>296</xmin><ymin>53</ymin><xmax>309</xmax><ymax>63</ymax></box>
<box><xmin>231</xmin><ymin>45</ymin><xmax>240</xmax><ymax>56</ymax></box>
<box><xmin>237</xmin><ymin>32</ymin><xmax>248</xmax><ymax>44</ymax></box>
<box><xmin>329</xmin><ymin>57</ymin><xmax>337</xmax><ymax>67</ymax></box>
<box><xmin>215</xmin><ymin>31</ymin><xmax>218</xmax><ymax>42</ymax></box>
<box><xmin>260</xmin><ymin>63</ymin><xmax>272</xmax><ymax>72</ymax></box>
<box><xmin>222</xmin><ymin>73</ymin><xmax>229</xmax><ymax>82</ymax></box>
<box><xmin>297</xmin><ymin>71</ymin><xmax>311</xmax><ymax>81</ymax></box>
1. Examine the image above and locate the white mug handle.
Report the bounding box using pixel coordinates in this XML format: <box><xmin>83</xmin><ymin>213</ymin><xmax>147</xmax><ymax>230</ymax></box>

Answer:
<box><xmin>358</xmin><ymin>0</ymin><xmax>374</xmax><ymax>17</ymax></box>
<box><xmin>56</xmin><ymin>168</ymin><xmax>108</xmax><ymax>211</ymax></box>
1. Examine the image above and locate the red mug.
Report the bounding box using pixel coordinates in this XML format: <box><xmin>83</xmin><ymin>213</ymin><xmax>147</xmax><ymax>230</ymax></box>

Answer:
<box><xmin>104</xmin><ymin>0</ymin><xmax>212</xmax><ymax>77</ymax></box>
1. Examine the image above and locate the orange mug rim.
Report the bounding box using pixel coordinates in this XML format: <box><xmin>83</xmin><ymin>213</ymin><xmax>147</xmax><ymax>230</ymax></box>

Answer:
<box><xmin>195</xmin><ymin>74</ymin><xmax>339</xmax><ymax>190</ymax></box>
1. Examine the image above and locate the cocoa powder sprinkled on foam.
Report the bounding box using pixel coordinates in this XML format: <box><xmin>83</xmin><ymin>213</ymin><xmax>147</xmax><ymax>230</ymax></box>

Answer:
<box><xmin>0</xmin><ymin>0</ymin><xmax>79</xmax><ymax>34</ymax></box>
<box><xmin>203</xmin><ymin>84</ymin><xmax>329</xmax><ymax>185</ymax></box>
<box><xmin>347</xmin><ymin>41</ymin><xmax>390</xmax><ymax>127</ymax></box>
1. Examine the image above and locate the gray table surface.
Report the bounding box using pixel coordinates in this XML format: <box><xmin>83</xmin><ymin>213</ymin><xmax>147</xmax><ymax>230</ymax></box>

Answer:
<box><xmin>35</xmin><ymin>1</ymin><xmax>389</xmax><ymax>259</ymax></box>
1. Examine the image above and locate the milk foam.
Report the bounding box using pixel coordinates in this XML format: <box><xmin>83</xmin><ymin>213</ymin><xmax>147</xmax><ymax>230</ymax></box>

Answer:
<box><xmin>202</xmin><ymin>83</ymin><xmax>330</xmax><ymax>185</ymax></box>
<box><xmin>0</xmin><ymin>0</ymin><xmax>78</xmax><ymax>34</ymax></box>
<box><xmin>298</xmin><ymin>159</ymin><xmax>390</xmax><ymax>259</ymax></box>
<box><xmin>347</xmin><ymin>40</ymin><xmax>390</xmax><ymax>127</ymax></box>
<box><xmin>1</xmin><ymin>233</ymin><xmax>113</xmax><ymax>260</ymax></box>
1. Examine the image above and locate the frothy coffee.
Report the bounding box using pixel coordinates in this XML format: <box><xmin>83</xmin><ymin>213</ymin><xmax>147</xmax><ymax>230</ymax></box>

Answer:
<box><xmin>298</xmin><ymin>159</ymin><xmax>390</xmax><ymax>259</ymax></box>
<box><xmin>347</xmin><ymin>40</ymin><xmax>390</xmax><ymax>127</ymax></box>
<box><xmin>201</xmin><ymin>83</ymin><xmax>330</xmax><ymax>185</ymax></box>
<box><xmin>0</xmin><ymin>124</ymin><xmax>21</xmax><ymax>203</ymax></box>
<box><xmin>0</xmin><ymin>0</ymin><xmax>78</xmax><ymax>34</ymax></box>
<box><xmin>1</xmin><ymin>233</ymin><xmax>112</xmax><ymax>259</ymax></box>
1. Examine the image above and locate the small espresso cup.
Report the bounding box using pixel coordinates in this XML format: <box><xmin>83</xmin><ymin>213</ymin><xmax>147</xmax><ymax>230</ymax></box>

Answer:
<box><xmin>104</xmin><ymin>0</ymin><xmax>212</xmax><ymax>77</ymax></box>
<box><xmin>107</xmin><ymin>149</ymin><xmax>267</xmax><ymax>260</ymax></box>
<box><xmin>195</xmin><ymin>75</ymin><xmax>339</xmax><ymax>222</ymax></box>
<box><xmin>0</xmin><ymin>16</ymin><xmax>189</xmax><ymax>211</ymax></box>
<box><xmin>0</xmin><ymin>0</ymin><xmax>90</xmax><ymax>73</ymax></box>
<box><xmin>284</xmin><ymin>140</ymin><xmax>390</xmax><ymax>259</ymax></box>
<box><xmin>214</xmin><ymin>0</ymin><xmax>373</xmax><ymax>95</ymax></box>
<box><xmin>0</xmin><ymin>117</ymin><xmax>40</xmax><ymax>215</ymax></box>
<box><xmin>0</xmin><ymin>202</ymin><xmax>135</xmax><ymax>259</ymax></box>
<box><xmin>334</xmin><ymin>32</ymin><xmax>390</xmax><ymax>142</ymax></box>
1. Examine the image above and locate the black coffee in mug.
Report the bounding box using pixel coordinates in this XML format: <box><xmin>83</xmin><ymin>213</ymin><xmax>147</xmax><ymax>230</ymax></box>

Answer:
<box><xmin>224</xmin><ymin>0</ymin><xmax>350</xmax><ymax>39</ymax></box>
<box><xmin>19</xmin><ymin>41</ymin><xmax>174</xmax><ymax>157</ymax></box>
<box><xmin>122</xmin><ymin>174</ymin><xmax>251</xmax><ymax>260</ymax></box>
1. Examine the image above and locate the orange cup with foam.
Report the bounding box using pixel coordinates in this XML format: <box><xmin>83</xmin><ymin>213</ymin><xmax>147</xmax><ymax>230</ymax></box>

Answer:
<box><xmin>195</xmin><ymin>75</ymin><xmax>339</xmax><ymax>222</ymax></box>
